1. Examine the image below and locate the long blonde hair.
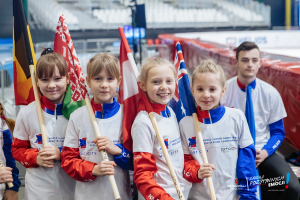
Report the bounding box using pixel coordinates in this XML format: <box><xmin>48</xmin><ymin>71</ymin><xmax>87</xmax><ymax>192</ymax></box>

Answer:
<box><xmin>0</xmin><ymin>103</ymin><xmax>15</xmax><ymax>133</ymax></box>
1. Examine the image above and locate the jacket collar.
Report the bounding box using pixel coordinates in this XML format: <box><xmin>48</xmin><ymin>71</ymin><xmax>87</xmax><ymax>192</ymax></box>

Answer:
<box><xmin>151</xmin><ymin>103</ymin><xmax>171</xmax><ymax>118</ymax></box>
<box><xmin>91</xmin><ymin>98</ymin><xmax>120</xmax><ymax>119</ymax></box>
<box><xmin>196</xmin><ymin>105</ymin><xmax>225</xmax><ymax>124</ymax></box>
<box><xmin>41</xmin><ymin>96</ymin><xmax>63</xmax><ymax>116</ymax></box>
<box><xmin>237</xmin><ymin>78</ymin><xmax>256</xmax><ymax>92</ymax></box>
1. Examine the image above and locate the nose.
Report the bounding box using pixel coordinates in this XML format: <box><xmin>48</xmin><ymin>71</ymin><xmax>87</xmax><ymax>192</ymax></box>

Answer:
<box><xmin>203</xmin><ymin>90</ymin><xmax>210</xmax><ymax>98</ymax></box>
<box><xmin>48</xmin><ymin>80</ymin><xmax>55</xmax><ymax>88</ymax></box>
<box><xmin>101</xmin><ymin>80</ymin><xmax>108</xmax><ymax>88</ymax></box>
<box><xmin>159</xmin><ymin>82</ymin><xmax>167</xmax><ymax>90</ymax></box>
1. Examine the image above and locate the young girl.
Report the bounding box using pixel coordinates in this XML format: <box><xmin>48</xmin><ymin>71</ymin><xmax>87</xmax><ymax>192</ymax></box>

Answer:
<box><xmin>0</xmin><ymin>103</ymin><xmax>20</xmax><ymax>200</ymax></box>
<box><xmin>12</xmin><ymin>49</ymin><xmax>75</xmax><ymax>200</ymax></box>
<box><xmin>61</xmin><ymin>53</ymin><xmax>132</xmax><ymax>200</ymax></box>
<box><xmin>179</xmin><ymin>60</ymin><xmax>257</xmax><ymax>200</ymax></box>
<box><xmin>132</xmin><ymin>58</ymin><xmax>195</xmax><ymax>200</ymax></box>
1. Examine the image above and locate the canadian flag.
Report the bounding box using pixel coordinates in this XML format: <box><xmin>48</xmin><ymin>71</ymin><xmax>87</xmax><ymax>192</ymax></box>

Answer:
<box><xmin>118</xmin><ymin>27</ymin><xmax>141</xmax><ymax>153</ymax></box>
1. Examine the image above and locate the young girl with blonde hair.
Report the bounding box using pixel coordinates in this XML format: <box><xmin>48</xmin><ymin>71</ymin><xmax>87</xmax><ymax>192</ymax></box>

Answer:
<box><xmin>180</xmin><ymin>60</ymin><xmax>257</xmax><ymax>200</ymax></box>
<box><xmin>132</xmin><ymin>57</ymin><xmax>198</xmax><ymax>200</ymax></box>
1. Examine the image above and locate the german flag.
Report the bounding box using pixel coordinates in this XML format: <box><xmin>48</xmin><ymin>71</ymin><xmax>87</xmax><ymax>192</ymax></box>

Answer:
<box><xmin>13</xmin><ymin>0</ymin><xmax>36</xmax><ymax>105</ymax></box>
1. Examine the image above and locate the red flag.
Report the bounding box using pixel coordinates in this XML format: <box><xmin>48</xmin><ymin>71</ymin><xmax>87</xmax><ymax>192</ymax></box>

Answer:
<box><xmin>53</xmin><ymin>15</ymin><xmax>88</xmax><ymax>119</ymax></box>
<box><xmin>117</xmin><ymin>28</ymin><xmax>142</xmax><ymax>153</ymax></box>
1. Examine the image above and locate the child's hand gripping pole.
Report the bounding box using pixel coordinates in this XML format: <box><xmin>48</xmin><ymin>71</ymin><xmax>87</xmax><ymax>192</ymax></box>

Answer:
<box><xmin>148</xmin><ymin>112</ymin><xmax>185</xmax><ymax>200</ymax></box>
<box><xmin>29</xmin><ymin>65</ymin><xmax>48</xmax><ymax>146</ymax></box>
<box><xmin>192</xmin><ymin>113</ymin><xmax>216</xmax><ymax>200</ymax></box>
<box><xmin>0</xmin><ymin>160</ymin><xmax>13</xmax><ymax>188</ymax></box>
<box><xmin>85</xmin><ymin>97</ymin><xmax>121</xmax><ymax>200</ymax></box>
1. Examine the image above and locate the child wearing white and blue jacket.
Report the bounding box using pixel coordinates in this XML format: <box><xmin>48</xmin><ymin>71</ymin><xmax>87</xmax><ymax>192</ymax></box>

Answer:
<box><xmin>179</xmin><ymin>60</ymin><xmax>257</xmax><ymax>200</ymax></box>
<box><xmin>0</xmin><ymin>103</ymin><xmax>20</xmax><ymax>200</ymax></box>
<box><xmin>61</xmin><ymin>53</ymin><xmax>132</xmax><ymax>200</ymax></box>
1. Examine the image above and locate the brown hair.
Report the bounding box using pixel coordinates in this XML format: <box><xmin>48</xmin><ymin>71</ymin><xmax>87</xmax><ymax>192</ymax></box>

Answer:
<box><xmin>140</xmin><ymin>57</ymin><xmax>176</xmax><ymax>83</ymax></box>
<box><xmin>192</xmin><ymin>59</ymin><xmax>226</xmax><ymax>87</ymax></box>
<box><xmin>87</xmin><ymin>53</ymin><xmax>120</xmax><ymax>78</ymax></box>
<box><xmin>0</xmin><ymin>103</ymin><xmax>15</xmax><ymax>133</ymax></box>
<box><xmin>36</xmin><ymin>52</ymin><xmax>68</xmax><ymax>79</ymax></box>
<box><xmin>236</xmin><ymin>41</ymin><xmax>260</xmax><ymax>60</ymax></box>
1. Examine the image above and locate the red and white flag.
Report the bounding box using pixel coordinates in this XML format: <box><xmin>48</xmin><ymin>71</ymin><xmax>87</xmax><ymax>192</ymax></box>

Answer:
<box><xmin>54</xmin><ymin>15</ymin><xmax>88</xmax><ymax>119</ymax></box>
<box><xmin>118</xmin><ymin>27</ymin><xmax>141</xmax><ymax>153</ymax></box>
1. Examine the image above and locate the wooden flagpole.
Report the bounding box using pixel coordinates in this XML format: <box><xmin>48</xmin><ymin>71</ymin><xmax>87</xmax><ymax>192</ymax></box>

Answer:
<box><xmin>192</xmin><ymin>113</ymin><xmax>216</xmax><ymax>200</ymax></box>
<box><xmin>29</xmin><ymin>65</ymin><xmax>48</xmax><ymax>146</ymax></box>
<box><xmin>0</xmin><ymin>160</ymin><xmax>13</xmax><ymax>188</ymax></box>
<box><xmin>85</xmin><ymin>97</ymin><xmax>121</xmax><ymax>200</ymax></box>
<box><xmin>148</xmin><ymin>112</ymin><xmax>185</xmax><ymax>200</ymax></box>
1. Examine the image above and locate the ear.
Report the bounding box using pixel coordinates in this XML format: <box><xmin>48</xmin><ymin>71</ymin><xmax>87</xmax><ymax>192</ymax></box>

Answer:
<box><xmin>220</xmin><ymin>86</ymin><xmax>226</xmax><ymax>98</ymax></box>
<box><xmin>36</xmin><ymin>78</ymin><xmax>40</xmax><ymax>88</ymax></box>
<box><xmin>258</xmin><ymin>58</ymin><xmax>262</xmax><ymax>69</ymax></box>
<box><xmin>66</xmin><ymin>72</ymin><xmax>70</xmax><ymax>85</ymax></box>
<box><xmin>234</xmin><ymin>58</ymin><xmax>238</xmax><ymax>68</ymax></box>
<box><xmin>138</xmin><ymin>81</ymin><xmax>147</xmax><ymax>92</ymax></box>
<box><xmin>86</xmin><ymin>76</ymin><xmax>91</xmax><ymax>89</ymax></box>
<box><xmin>190</xmin><ymin>86</ymin><xmax>195</xmax><ymax>97</ymax></box>
<box><xmin>117</xmin><ymin>76</ymin><xmax>122</xmax><ymax>87</ymax></box>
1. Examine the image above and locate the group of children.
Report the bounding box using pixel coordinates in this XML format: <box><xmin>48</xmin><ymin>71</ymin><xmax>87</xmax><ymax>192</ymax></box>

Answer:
<box><xmin>0</xmin><ymin>41</ymin><xmax>298</xmax><ymax>200</ymax></box>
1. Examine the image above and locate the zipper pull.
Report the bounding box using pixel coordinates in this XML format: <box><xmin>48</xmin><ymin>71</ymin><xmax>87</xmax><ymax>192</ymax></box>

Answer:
<box><xmin>101</xmin><ymin>104</ymin><xmax>104</xmax><ymax>119</ymax></box>
<box><xmin>208</xmin><ymin>110</ymin><xmax>212</xmax><ymax>124</ymax></box>
<box><xmin>55</xmin><ymin>104</ymin><xmax>57</xmax><ymax>120</ymax></box>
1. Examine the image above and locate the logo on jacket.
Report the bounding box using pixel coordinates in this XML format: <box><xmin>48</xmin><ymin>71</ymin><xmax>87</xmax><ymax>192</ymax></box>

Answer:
<box><xmin>79</xmin><ymin>138</ymin><xmax>86</xmax><ymax>148</ymax></box>
<box><xmin>188</xmin><ymin>137</ymin><xmax>197</xmax><ymax>147</ymax></box>
<box><xmin>221</xmin><ymin>146</ymin><xmax>237</xmax><ymax>152</ymax></box>
<box><xmin>164</xmin><ymin>138</ymin><xmax>169</xmax><ymax>149</ymax></box>
<box><xmin>35</xmin><ymin>134</ymin><xmax>42</xmax><ymax>144</ymax></box>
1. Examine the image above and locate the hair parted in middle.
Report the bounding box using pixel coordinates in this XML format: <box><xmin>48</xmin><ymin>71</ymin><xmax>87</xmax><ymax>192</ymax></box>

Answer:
<box><xmin>192</xmin><ymin>59</ymin><xmax>226</xmax><ymax>87</ymax></box>
<box><xmin>36</xmin><ymin>51</ymin><xmax>68</xmax><ymax>79</ymax></box>
<box><xmin>87</xmin><ymin>53</ymin><xmax>120</xmax><ymax>79</ymax></box>
<box><xmin>139</xmin><ymin>57</ymin><xmax>176</xmax><ymax>83</ymax></box>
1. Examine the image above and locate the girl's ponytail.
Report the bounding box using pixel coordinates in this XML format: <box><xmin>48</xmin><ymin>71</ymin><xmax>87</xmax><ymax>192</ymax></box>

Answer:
<box><xmin>0</xmin><ymin>103</ymin><xmax>15</xmax><ymax>134</ymax></box>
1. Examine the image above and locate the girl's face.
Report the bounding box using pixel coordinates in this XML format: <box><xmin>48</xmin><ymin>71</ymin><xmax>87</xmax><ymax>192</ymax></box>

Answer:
<box><xmin>191</xmin><ymin>72</ymin><xmax>226</xmax><ymax>110</ymax></box>
<box><xmin>140</xmin><ymin>65</ymin><xmax>176</xmax><ymax>105</ymax></box>
<box><xmin>86</xmin><ymin>69</ymin><xmax>121</xmax><ymax>104</ymax></box>
<box><xmin>37</xmin><ymin>66</ymin><xmax>69</xmax><ymax>104</ymax></box>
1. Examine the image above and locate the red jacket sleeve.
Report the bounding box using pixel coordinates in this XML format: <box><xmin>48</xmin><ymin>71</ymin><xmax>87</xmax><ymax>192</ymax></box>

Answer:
<box><xmin>183</xmin><ymin>154</ymin><xmax>202</xmax><ymax>183</ymax></box>
<box><xmin>12</xmin><ymin>137</ymin><xmax>39</xmax><ymax>168</ymax></box>
<box><xmin>60</xmin><ymin>146</ymin><xmax>97</xmax><ymax>182</ymax></box>
<box><xmin>133</xmin><ymin>152</ymin><xmax>174</xmax><ymax>200</ymax></box>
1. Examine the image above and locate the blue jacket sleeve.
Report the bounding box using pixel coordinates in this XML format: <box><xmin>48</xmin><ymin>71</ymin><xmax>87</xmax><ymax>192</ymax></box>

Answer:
<box><xmin>262</xmin><ymin>119</ymin><xmax>285</xmax><ymax>156</ymax></box>
<box><xmin>113</xmin><ymin>144</ymin><xmax>133</xmax><ymax>170</ymax></box>
<box><xmin>3</xmin><ymin>129</ymin><xmax>21</xmax><ymax>191</ymax></box>
<box><xmin>237</xmin><ymin>144</ymin><xmax>257</xmax><ymax>200</ymax></box>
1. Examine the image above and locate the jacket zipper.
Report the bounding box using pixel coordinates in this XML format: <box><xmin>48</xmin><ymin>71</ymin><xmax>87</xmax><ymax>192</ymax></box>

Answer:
<box><xmin>101</xmin><ymin>104</ymin><xmax>104</xmax><ymax>119</ymax></box>
<box><xmin>55</xmin><ymin>104</ymin><xmax>57</xmax><ymax>120</ymax></box>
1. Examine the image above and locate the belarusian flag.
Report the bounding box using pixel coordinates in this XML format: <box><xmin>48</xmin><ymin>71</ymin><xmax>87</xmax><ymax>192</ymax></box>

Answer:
<box><xmin>53</xmin><ymin>15</ymin><xmax>88</xmax><ymax>119</ymax></box>
<box><xmin>117</xmin><ymin>27</ymin><xmax>141</xmax><ymax>153</ymax></box>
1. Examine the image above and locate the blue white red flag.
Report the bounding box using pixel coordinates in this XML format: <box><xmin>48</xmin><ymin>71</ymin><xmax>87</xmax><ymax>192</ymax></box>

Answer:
<box><xmin>169</xmin><ymin>42</ymin><xmax>195</xmax><ymax>123</ymax></box>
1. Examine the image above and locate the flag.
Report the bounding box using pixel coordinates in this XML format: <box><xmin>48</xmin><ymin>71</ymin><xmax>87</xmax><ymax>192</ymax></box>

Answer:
<box><xmin>169</xmin><ymin>42</ymin><xmax>195</xmax><ymax>123</ymax></box>
<box><xmin>53</xmin><ymin>15</ymin><xmax>88</xmax><ymax>120</ymax></box>
<box><xmin>13</xmin><ymin>0</ymin><xmax>36</xmax><ymax>105</ymax></box>
<box><xmin>118</xmin><ymin>27</ymin><xmax>141</xmax><ymax>153</ymax></box>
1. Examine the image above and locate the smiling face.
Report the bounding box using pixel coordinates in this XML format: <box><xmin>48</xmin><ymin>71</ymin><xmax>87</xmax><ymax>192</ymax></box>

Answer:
<box><xmin>236</xmin><ymin>48</ymin><xmax>261</xmax><ymax>81</ymax></box>
<box><xmin>191</xmin><ymin>72</ymin><xmax>226</xmax><ymax>110</ymax></box>
<box><xmin>37</xmin><ymin>66</ymin><xmax>70</xmax><ymax>104</ymax></box>
<box><xmin>86</xmin><ymin>69</ymin><xmax>121</xmax><ymax>104</ymax></box>
<box><xmin>140</xmin><ymin>65</ymin><xmax>176</xmax><ymax>105</ymax></box>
